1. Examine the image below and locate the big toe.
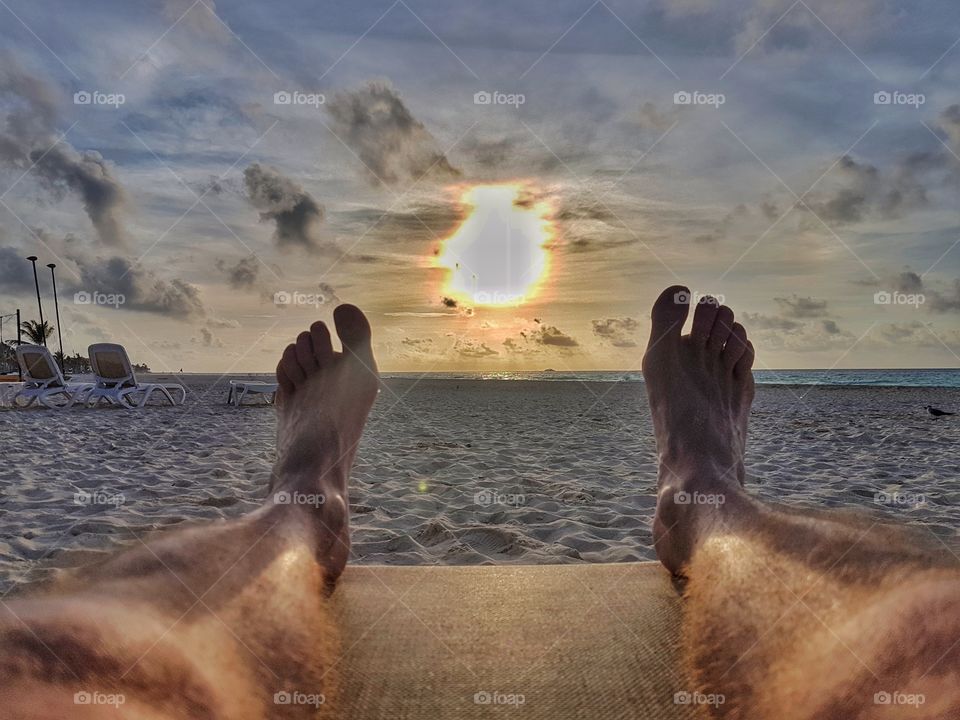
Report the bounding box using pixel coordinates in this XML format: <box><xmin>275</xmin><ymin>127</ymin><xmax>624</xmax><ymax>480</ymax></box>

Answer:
<box><xmin>648</xmin><ymin>285</ymin><xmax>690</xmax><ymax>349</ymax></box>
<box><xmin>334</xmin><ymin>304</ymin><xmax>375</xmax><ymax>365</ymax></box>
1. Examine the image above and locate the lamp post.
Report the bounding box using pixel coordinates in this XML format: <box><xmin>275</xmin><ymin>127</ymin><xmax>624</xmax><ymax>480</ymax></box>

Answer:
<box><xmin>47</xmin><ymin>263</ymin><xmax>64</xmax><ymax>370</ymax></box>
<box><xmin>26</xmin><ymin>256</ymin><xmax>46</xmax><ymax>346</ymax></box>
<box><xmin>16</xmin><ymin>308</ymin><xmax>22</xmax><ymax>380</ymax></box>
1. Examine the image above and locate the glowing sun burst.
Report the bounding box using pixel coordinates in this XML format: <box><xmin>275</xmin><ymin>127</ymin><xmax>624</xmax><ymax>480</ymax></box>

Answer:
<box><xmin>435</xmin><ymin>183</ymin><xmax>554</xmax><ymax>307</ymax></box>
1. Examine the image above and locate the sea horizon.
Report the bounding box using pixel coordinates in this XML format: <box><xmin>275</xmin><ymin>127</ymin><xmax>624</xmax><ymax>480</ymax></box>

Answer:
<box><xmin>140</xmin><ymin>368</ymin><xmax>960</xmax><ymax>388</ymax></box>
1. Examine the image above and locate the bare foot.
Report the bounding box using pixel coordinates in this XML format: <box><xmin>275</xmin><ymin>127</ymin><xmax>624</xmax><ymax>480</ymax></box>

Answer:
<box><xmin>271</xmin><ymin>304</ymin><xmax>379</xmax><ymax>585</ymax></box>
<box><xmin>641</xmin><ymin>286</ymin><xmax>755</xmax><ymax>574</ymax></box>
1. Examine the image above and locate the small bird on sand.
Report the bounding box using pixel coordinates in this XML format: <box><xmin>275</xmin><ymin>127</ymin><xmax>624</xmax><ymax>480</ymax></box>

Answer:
<box><xmin>925</xmin><ymin>405</ymin><xmax>955</xmax><ymax>417</ymax></box>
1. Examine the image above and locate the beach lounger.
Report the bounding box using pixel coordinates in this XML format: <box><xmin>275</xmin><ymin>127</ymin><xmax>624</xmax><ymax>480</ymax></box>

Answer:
<box><xmin>12</xmin><ymin>344</ymin><xmax>94</xmax><ymax>408</ymax></box>
<box><xmin>85</xmin><ymin>343</ymin><xmax>187</xmax><ymax>408</ymax></box>
<box><xmin>332</xmin><ymin>562</ymin><xmax>694</xmax><ymax>719</ymax></box>
<box><xmin>227</xmin><ymin>379</ymin><xmax>279</xmax><ymax>406</ymax></box>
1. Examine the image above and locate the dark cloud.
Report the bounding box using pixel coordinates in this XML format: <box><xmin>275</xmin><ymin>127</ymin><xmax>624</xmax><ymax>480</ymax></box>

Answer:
<box><xmin>592</xmin><ymin>317</ymin><xmax>640</xmax><ymax>347</ymax></box>
<box><xmin>894</xmin><ymin>271</ymin><xmax>923</xmax><ymax>294</ymax></box>
<box><xmin>804</xmin><ymin>153</ymin><xmax>944</xmax><ymax>225</ymax></box>
<box><xmin>318</xmin><ymin>283</ymin><xmax>339</xmax><ymax>304</ymax></box>
<box><xmin>218</xmin><ymin>255</ymin><xmax>260</xmax><ymax>289</ymax></box>
<box><xmin>243</xmin><ymin>163</ymin><xmax>326</xmax><ymax>252</ymax></box>
<box><xmin>0</xmin><ymin>245</ymin><xmax>36</xmax><ymax>293</ymax></box>
<box><xmin>31</xmin><ymin>146</ymin><xmax>127</xmax><ymax>247</ymax></box>
<box><xmin>532</xmin><ymin>324</ymin><xmax>579</xmax><ymax>347</ymax></box>
<box><xmin>69</xmin><ymin>254</ymin><xmax>205</xmax><ymax>318</ymax></box>
<box><xmin>326</xmin><ymin>81</ymin><xmax>460</xmax><ymax>185</ymax></box>
<box><xmin>773</xmin><ymin>295</ymin><xmax>828</xmax><ymax>318</ymax></box>
<box><xmin>0</xmin><ymin>58</ymin><xmax>128</xmax><ymax>246</ymax></box>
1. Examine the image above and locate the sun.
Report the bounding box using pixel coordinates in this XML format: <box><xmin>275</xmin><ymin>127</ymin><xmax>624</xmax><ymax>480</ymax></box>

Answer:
<box><xmin>435</xmin><ymin>182</ymin><xmax>554</xmax><ymax>307</ymax></box>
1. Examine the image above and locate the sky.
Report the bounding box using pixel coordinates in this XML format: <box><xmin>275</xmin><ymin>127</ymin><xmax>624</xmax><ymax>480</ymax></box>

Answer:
<box><xmin>1</xmin><ymin>0</ymin><xmax>960</xmax><ymax>372</ymax></box>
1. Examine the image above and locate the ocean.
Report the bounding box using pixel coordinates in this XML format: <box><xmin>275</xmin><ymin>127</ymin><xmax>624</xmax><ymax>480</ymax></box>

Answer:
<box><xmin>382</xmin><ymin>369</ymin><xmax>960</xmax><ymax>388</ymax></box>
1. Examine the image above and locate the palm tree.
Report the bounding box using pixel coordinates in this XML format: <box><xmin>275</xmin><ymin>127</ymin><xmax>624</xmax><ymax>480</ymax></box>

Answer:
<box><xmin>20</xmin><ymin>319</ymin><xmax>54</xmax><ymax>345</ymax></box>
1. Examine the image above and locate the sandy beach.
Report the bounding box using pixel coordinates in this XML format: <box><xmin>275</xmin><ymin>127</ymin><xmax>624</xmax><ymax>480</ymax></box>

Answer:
<box><xmin>1</xmin><ymin>375</ymin><xmax>958</xmax><ymax>594</ymax></box>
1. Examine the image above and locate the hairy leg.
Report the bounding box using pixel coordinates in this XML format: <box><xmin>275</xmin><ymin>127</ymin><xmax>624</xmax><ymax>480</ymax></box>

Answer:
<box><xmin>0</xmin><ymin>305</ymin><xmax>379</xmax><ymax>720</ymax></box>
<box><xmin>643</xmin><ymin>286</ymin><xmax>960</xmax><ymax>720</ymax></box>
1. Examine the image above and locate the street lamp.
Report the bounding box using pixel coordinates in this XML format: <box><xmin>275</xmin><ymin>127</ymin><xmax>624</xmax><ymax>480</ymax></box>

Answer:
<box><xmin>47</xmin><ymin>263</ymin><xmax>64</xmax><ymax>370</ymax></box>
<box><xmin>25</xmin><ymin>256</ymin><xmax>46</xmax><ymax>346</ymax></box>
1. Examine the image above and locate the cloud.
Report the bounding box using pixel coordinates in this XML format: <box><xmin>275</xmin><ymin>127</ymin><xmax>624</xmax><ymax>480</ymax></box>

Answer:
<box><xmin>70</xmin><ymin>254</ymin><xmax>205</xmax><ymax>319</ymax></box>
<box><xmin>454</xmin><ymin>337</ymin><xmax>498</xmax><ymax>357</ymax></box>
<box><xmin>336</xmin><ymin>201</ymin><xmax>461</xmax><ymax>245</ymax></box>
<box><xmin>502</xmin><ymin>337</ymin><xmax>525</xmax><ymax>354</ymax></box>
<box><xmin>873</xmin><ymin>321</ymin><xmax>960</xmax><ymax>348</ymax></box>
<box><xmin>218</xmin><ymin>255</ymin><xmax>260</xmax><ymax>289</ymax></box>
<box><xmin>803</xmin><ymin>154</ymin><xmax>942</xmax><ymax>225</ymax></box>
<box><xmin>401</xmin><ymin>337</ymin><xmax>434</xmax><ymax>353</ymax></box>
<box><xmin>939</xmin><ymin>105</ymin><xmax>960</xmax><ymax>147</ymax></box>
<box><xmin>592</xmin><ymin>317</ymin><xmax>640</xmax><ymax>347</ymax></box>
<box><xmin>742</xmin><ymin>313</ymin><xmax>802</xmax><ymax>332</ymax></box>
<box><xmin>318</xmin><ymin>283</ymin><xmax>340</xmax><ymax>305</ymax></box>
<box><xmin>893</xmin><ymin>271</ymin><xmax>923</xmax><ymax>294</ymax></box>
<box><xmin>194</xmin><ymin>326</ymin><xmax>224</xmax><ymax>347</ymax></box>
<box><xmin>928</xmin><ymin>279</ymin><xmax>960</xmax><ymax>313</ymax></box>
<box><xmin>243</xmin><ymin>163</ymin><xmax>326</xmax><ymax>252</ymax></box>
<box><xmin>0</xmin><ymin>58</ymin><xmax>129</xmax><ymax>246</ymax></box>
<box><xmin>773</xmin><ymin>295</ymin><xmax>829</xmax><ymax>318</ymax></box>
<box><xmin>326</xmin><ymin>81</ymin><xmax>460</xmax><ymax>185</ymax></box>
<box><xmin>0</xmin><ymin>245</ymin><xmax>36</xmax><ymax>293</ymax></box>
<box><xmin>32</xmin><ymin>146</ymin><xmax>128</xmax><ymax>247</ymax></box>
<box><xmin>459</xmin><ymin>134</ymin><xmax>521</xmax><ymax>169</ymax></box>
<box><xmin>531</xmin><ymin>323</ymin><xmax>579</xmax><ymax>347</ymax></box>
<box><xmin>744</xmin><ymin>316</ymin><xmax>855</xmax><ymax>352</ymax></box>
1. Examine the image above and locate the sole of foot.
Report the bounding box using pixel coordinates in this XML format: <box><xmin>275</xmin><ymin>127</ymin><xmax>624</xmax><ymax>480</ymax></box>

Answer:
<box><xmin>641</xmin><ymin>286</ymin><xmax>755</xmax><ymax>574</ymax></box>
<box><xmin>272</xmin><ymin>304</ymin><xmax>380</xmax><ymax>584</ymax></box>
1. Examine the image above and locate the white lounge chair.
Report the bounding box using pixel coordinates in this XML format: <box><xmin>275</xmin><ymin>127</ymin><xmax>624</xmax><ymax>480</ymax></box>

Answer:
<box><xmin>85</xmin><ymin>343</ymin><xmax>186</xmax><ymax>409</ymax></box>
<box><xmin>227</xmin><ymin>379</ymin><xmax>278</xmax><ymax>406</ymax></box>
<box><xmin>13</xmin><ymin>344</ymin><xmax>94</xmax><ymax>409</ymax></box>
